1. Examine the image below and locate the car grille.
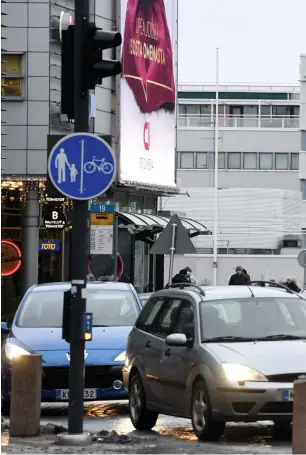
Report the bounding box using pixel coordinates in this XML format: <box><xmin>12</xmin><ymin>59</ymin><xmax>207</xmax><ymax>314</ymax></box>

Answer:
<box><xmin>42</xmin><ymin>366</ymin><xmax>122</xmax><ymax>390</ymax></box>
<box><xmin>266</xmin><ymin>373</ymin><xmax>306</xmax><ymax>383</ymax></box>
<box><xmin>259</xmin><ymin>402</ymin><xmax>292</xmax><ymax>414</ymax></box>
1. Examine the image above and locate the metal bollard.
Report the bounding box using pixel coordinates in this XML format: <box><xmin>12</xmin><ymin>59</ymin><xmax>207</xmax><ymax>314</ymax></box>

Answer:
<box><xmin>10</xmin><ymin>354</ymin><xmax>42</xmax><ymax>437</ymax></box>
<box><xmin>292</xmin><ymin>379</ymin><xmax>306</xmax><ymax>454</ymax></box>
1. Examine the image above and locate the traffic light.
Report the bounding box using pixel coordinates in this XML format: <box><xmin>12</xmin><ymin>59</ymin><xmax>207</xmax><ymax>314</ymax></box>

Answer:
<box><xmin>61</xmin><ymin>25</ymin><xmax>74</xmax><ymax>119</ymax></box>
<box><xmin>85</xmin><ymin>23</ymin><xmax>122</xmax><ymax>90</ymax></box>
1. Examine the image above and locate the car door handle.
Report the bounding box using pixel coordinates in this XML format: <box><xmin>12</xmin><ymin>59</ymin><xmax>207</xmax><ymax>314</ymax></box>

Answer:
<box><xmin>164</xmin><ymin>349</ymin><xmax>171</xmax><ymax>357</ymax></box>
<box><xmin>145</xmin><ymin>341</ymin><xmax>151</xmax><ymax>348</ymax></box>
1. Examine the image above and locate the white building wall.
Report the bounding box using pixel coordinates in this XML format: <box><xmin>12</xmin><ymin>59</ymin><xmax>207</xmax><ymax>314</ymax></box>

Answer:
<box><xmin>161</xmin><ymin>187</ymin><xmax>306</xmax><ymax>250</ymax></box>
<box><xmin>164</xmin><ymin>255</ymin><xmax>304</xmax><ymax>288</ymax></box>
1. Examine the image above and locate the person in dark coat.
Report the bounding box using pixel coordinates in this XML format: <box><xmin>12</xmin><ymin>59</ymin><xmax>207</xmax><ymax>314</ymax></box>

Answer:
<box><xmin>242</xmin><ymin>268</ymin><xmax>251</xmax><ymax>282</ymax></box>
<box><xmin>229</xmin><ymin>266</ymin><xmax>250</xmax><ymax>285</ymax></box>
<box><xmin>172</xmin><ymin>269</ymin><xmax>191</xmax><ymax>284</ymax></box>
<box><xmin>284</xmin><ymin>277</ymin><xmax>301</xmax><ymax>293</ymax></box>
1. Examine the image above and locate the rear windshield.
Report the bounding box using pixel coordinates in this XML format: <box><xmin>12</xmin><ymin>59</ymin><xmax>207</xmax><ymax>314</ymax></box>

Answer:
<box><xmin>200</xmin><ymin>297</ymin><xmax>306</xmax><ymax>340</ymax></box>
<box><xmin>17</xmin><ymin>289</ymin><xmax>139</xmax><ymax>328</ymax></box>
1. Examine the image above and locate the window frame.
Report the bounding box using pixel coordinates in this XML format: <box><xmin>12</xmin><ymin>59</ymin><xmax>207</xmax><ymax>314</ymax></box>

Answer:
<box><xmin>179</xmin><ymin>152</ymin><xmax>194</xmax><ymax>169</ymax></box>
<box><xmin>227</xmin><ymin>152</ymin><xmax>242</xmax><ymax>170</ymax></box>
<box><xmin>243</xmin><ymin>153</ymin><xmax>257</xmax><ymax>170</ymax></box>
<box><xmin>259</xmin><ymin>153</ymin><xmax>273</xmax><ymax>170</ymax></box>
<box><xmin>196</xmin><ymin>152</ymin><xmax>207</xmax><ymax>169</ymax></box>
<box><xmin>1</xmin><ymin>52</ymin><xmax>25</xmax><ymax>100</ymax></box>
<box><xmin>173</xmin><ymin>300</ymin><xmax>195</xmax><ymax>342</ymax></box>
<box><xmin>275</xmin><ymin>153</ymin><xmax>289</xmax><ymax>170</ymax></box>
<box><xmin>290</xmin><ymin>153</ymin><xmax>299</xmax><ymax>171</ymax></box>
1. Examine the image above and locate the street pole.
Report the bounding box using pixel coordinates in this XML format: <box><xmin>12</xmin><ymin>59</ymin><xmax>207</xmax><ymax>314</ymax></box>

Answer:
<box><xmin>168</xmin><ymin>223</ymin><xmax>177</xmax><ymax>285</ymax></box>
<box><xmin>68</xmin><ymin>0</ymin><xmax>89</xmax><ymax>436</ymax></box>
<box><xmin>212</xmin><ymin>47</ymin><xmax>219</xmax><ymax>286</ymax></box>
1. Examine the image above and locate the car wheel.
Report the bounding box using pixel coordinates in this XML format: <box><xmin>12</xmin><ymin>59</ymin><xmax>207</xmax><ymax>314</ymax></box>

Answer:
<box><xmin>272</xmin><ymin>422</ymin><xmax>292</xmax><ymax>440</ymax></box>
<box><xmin>191</xmin><ymin>380</ymin><xmax>225</xmax><ymax>441</ymax></box>
<box><xmin>129</xmin><ymin>373</ymin><xmax>158</xmax><ymax>430</ymax></box>
<box><xmin>1</xmin><ymin>396</ymin><xmax>10</xmax><ymax>416</ymax></box>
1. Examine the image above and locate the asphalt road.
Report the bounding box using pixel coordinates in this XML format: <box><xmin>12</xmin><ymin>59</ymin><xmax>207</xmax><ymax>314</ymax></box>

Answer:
<box><xmin>24</xmin><ymin>400</ymin><xmax>292</xmax><ymax>453</ymax></box>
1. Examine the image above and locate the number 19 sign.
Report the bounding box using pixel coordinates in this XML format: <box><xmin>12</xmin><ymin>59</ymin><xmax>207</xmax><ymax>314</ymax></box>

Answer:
<box><xmin>48</xmin><ymin>133</ymin><xmax>116</xmax><ymax>200</ymax></box>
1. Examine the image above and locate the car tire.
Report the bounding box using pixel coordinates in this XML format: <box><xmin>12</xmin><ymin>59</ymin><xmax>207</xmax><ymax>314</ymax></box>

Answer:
<box><xmin>272</xmin><ymin>422</ymin><xmax>292</xmax><ymax>440</ymax></box>
<box><xmin>129</xmin><ymin>373</ymin><xmax>158</xmax><ymax>430</ymax></box>
<box><xmin>1</xmin><ymin>397</ymin><xmax>10</xmax><ymax>416</ymax></box>
<box><xmin>191</xmin><ymin>380</ymin><xmax>225</xmax><ymax>441</ymax></box>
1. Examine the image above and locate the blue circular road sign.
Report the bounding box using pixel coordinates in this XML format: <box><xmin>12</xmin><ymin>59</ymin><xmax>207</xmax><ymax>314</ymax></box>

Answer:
<box><xmin>48</xmin><ymin>133</ymin><xmax>116</xmax><ymax>200</ymax></box>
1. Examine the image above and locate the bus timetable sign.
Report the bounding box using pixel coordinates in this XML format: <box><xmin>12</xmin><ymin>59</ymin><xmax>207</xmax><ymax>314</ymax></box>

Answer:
<box><xmin>44</xmin><ymin>209</ymin><xmax>67</xmax><ymax>232</ymax></box>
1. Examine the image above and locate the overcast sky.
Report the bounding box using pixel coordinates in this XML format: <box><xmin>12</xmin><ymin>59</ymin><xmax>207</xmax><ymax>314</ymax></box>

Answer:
<box><xmin>178</xmin><ymin>0</ymin><xmax>306</xmax><ymax>85</ymax></box>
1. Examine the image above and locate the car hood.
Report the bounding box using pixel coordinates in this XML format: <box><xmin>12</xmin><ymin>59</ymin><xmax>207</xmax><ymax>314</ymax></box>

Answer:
<box><xmin>203</xmin><ymin>340</ymin><xmax>306</xmax><ymax>375</ymax></box>
<box><xmin>11</xmin><ymin>326</ymin><xmax>132</xmax><ymax>352</ymax></box>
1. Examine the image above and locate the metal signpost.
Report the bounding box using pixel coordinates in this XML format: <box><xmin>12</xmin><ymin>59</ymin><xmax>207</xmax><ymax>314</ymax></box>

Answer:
<box><xmin>297</xmin><ymin>249</ymin><xmax>306</xmax><ymax>289</ymax></box>
<box><xmin>150</xmin><ymin>214</ymin><xmax>196</xmax><ymax>284</ymax></box>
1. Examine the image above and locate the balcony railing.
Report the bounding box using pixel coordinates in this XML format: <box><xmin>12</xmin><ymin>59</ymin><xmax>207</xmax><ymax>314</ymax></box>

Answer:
<box><xmin>178</xmin><ymin>115</ymin><xmax>300</xmax><ymax>129</ymax></box>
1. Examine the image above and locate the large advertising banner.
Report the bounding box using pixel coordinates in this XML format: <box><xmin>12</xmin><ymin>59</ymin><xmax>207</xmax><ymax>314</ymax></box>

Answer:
<box><xmin>119</xmin><ymin>0</ymin><xmax>177</xmax><ymax>189</ymax></box>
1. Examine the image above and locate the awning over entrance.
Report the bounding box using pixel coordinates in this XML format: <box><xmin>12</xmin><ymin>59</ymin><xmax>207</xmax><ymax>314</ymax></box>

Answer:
<box><xmin>117</xmin><ymin>212</ymin><xmax>212</xmax><ymax>238</ymax></box>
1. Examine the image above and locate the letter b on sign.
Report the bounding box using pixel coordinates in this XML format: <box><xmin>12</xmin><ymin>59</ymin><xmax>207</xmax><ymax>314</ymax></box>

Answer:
<box><xmin>52</xmin><ymin>211</ymin><xmax>58</xmax><ymax>220</ymax></box>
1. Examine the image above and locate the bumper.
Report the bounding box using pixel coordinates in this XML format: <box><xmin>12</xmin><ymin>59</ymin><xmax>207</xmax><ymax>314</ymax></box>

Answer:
<box><xmin>2</xmin><ymin>364</ymin><xmax>128</xmax><ymax>402</ymax></box>
<box><xmin>211</xmin><ymin>381</ymin><xmax>294</xmax><ymax>422</ymax></box>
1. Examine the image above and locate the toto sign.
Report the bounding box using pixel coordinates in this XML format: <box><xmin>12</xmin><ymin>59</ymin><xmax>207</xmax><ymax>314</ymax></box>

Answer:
<box><xmin>1</xmin><ymin>240</ymin><xmax>22</xmax><ymax>277</ymax></box>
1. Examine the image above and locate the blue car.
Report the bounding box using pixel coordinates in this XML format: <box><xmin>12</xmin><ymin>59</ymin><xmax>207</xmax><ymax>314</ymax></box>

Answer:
<box><xmin>1</xmin><ymin>281</ymin><xmax>142</xmax><ymax>414</ymax></box>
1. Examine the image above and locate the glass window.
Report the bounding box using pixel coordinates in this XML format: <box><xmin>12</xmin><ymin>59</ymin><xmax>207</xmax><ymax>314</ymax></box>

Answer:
<box><xmin>196</xmin><ymin>153</ymin><xmax>207</xmax><ymax>169</ymax></box>
<box><xmin>261</xmin><ymin>105</ymin><xmax>271</xmax><ymax>117</ymax></box>
<box><xmin>200</xmin><ymin>105</ymin><xmax>211</xmax><ymax>116</ymax></box>
<box><xmin>228</xmin><ymin>153</ymin><xmax>241</xmax><ymax>169</ymax></box>
<box><xmin>179</xmin><ymin>104</ymin><xmax>186</xmax><ymax>116</ymax></box>
<box><xmin>185</xmin><ymin>105</ymin><xmax>200</xmax><ymax>116</ymax></box>
<box><xmin>259</xmin><ymin>153</ymin><xmax>273</xmax><ymax>170</ymax></box>
<box><xmin>1</xmin><ymin>54</ymin><xmax>23</xmax><ymax>98</ymax></box>
<box><xmin>2</xmin><ymin>54</ymin><xmax>22</xmax><ymax>74</ymax></box>
<box><xmin>291</xmin><ymin>153</ymin><xmax>299</xmax><ymax>170</ymax></box>
<box><xmin>174</xmin><ymin>302</ymin><xmax>194</xmax><ymax>339</ymax></box>
<box><xmin>210</xmin><ymin>152</ymin><xmax>225</xmax><ymax>169</ymax></box>
<box><xmin>200</xmin><ymin>298</ymin><xmax>306</xmax><ymax>340</ymax></box>
<box><xmin>17</xmin><ymin>288</ymin><xmax>140</xmax><ymax>328</ymax></box>
<box><xmin>243</xmin><ymin>153</ymin><xmax>257</xmax><ymax>169</ymax></box>
<box><xmin>275</xmin><ymin>153</ymin><xmax>289</xmax><ymax>170</ymax></box>
<box><xmin>180</xmin><ymin>152</ymin><xmax>194</xmax><ymax>169</ymax></box>
<box><xmin>135</xmin><ymin>297</ymin><xmax>164</xmax><ymax>331</ymax></box>
<box><xmin>154</xmin><ymin>299</ymin><xmax>182</xmax><ymax>338</ymax></box>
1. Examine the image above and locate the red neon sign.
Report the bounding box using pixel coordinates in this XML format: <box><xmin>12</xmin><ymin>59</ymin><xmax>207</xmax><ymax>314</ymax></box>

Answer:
<box><xmin>1</xmin><ymin>240</ymin><xmax>22</xmax><ymax>277</ymax></box>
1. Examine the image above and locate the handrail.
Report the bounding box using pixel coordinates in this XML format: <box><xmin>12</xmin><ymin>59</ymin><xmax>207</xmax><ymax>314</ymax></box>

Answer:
<box><xmin>164</xmin><ymin>282</ymin><xmax>206</xmax><ymax>296</ymax></box>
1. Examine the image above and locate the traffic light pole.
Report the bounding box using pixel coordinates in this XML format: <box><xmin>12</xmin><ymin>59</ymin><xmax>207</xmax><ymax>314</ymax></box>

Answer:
<box><xmin>68</xmin><ymin>0</ymin><xmax>89</xmax><ymax>438</ymax></box>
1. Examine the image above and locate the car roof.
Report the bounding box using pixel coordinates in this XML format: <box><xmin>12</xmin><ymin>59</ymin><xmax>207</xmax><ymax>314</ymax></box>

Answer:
<box><xmin>152</xmin><ymin>285</ymin><xmax>301</xmax><ymax>301</ymax></box>
<box><xmin>30</xmin><ymin>281</ymin><xmax>133</xmax><ymax>293</ymax></box>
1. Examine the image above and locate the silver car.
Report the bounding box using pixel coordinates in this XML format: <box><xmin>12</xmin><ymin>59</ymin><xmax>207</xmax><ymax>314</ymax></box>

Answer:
<box><xmin>123</xmin><ymin>283</ymin><xmax>306</xmax><ymax>441</ymax></box>
<box><xmin>138</xmin><ymin>293</ymin><xmax>152</xmax><ymax>307</ymax></box>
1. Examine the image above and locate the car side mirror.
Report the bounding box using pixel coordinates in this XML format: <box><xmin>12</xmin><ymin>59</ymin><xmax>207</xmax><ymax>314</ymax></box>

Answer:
<box><xmin>1</xmin><ymin>322</ymin><xmax>9</xmax><ymax>333</ymax></box>
<box><xmin>165</xmin><ymin>333</ymin><xmax>188</xmax><ymax>347</ymax></box>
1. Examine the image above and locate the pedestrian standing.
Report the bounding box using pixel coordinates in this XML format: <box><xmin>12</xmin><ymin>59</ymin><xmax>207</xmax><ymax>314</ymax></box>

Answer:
<box><xmin>229</xmin><ymin>266</ymin><xmax>250</xmax><ymax>285</ymax></box>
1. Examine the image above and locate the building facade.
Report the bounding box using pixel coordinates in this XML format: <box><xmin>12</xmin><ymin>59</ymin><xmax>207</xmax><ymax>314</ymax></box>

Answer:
<box><xmin>162</xmin><ymin>83</ymin><xmax>306</xmax><ymax>285</ymax></box>
<box><xmin>1</xmin><ymin>0</ymin><xmax>187</xmax><ymax>315</ymax></box>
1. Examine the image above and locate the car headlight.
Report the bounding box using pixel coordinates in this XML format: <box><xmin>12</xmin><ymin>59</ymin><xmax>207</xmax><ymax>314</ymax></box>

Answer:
<box><xmin>4</xmin><ymin>342</ymin><xmax>31</xmax><ymax>361</ymax></box>
<box><xmin>222</xmin><ymin>363</ymin><xmax>268</xmax><ymax>382</ymax></box>
<box><xmin>114</xmin><ymin>351</ymin><xmax>126</xmax><ymax>362</ymax></box>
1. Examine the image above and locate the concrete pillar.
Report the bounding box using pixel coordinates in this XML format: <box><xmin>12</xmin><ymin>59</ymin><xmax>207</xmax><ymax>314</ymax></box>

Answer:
<box><xmin>22</xmin><ymin>189</ymin><xmax>40</xmax><ymax>295</ymax></box>
<box><xmin>10</xmin><ymin>355</ymin><xmax>42</xmax><ymax>437</ymax></box>
<box><xmin>292</xmin><ymin>380</ymin><xmax>306</xmax><ymax>454</ymax></box>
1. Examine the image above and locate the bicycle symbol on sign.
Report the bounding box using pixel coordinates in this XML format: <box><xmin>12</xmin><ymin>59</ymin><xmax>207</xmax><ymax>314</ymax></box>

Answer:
<box><xmin>84</xmin><ymin>157</ymin><xmax>114</xmax><ymax>175</ymax></box>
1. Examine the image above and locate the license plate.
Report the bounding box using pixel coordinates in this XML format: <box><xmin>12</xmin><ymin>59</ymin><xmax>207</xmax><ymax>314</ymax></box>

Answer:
<box><xmin>283</xmin><ymin>389</ymin><xmax>293</xmax><ymax>401</ymax></box>
<box><xmin>56</xmin><ymin>389</ymin><xmax>97</xmax><ymax>400</ymax></box>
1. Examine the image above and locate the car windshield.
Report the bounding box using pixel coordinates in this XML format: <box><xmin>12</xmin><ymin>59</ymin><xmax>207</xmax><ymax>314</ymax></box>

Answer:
<box><xmin>200</xmin><ymin>297</ymin><xmax>306</xmax><ymax>341</ymax></box>
<box><xmin>17</xmin><ymin>289</ymin><xmax>139</xmax><ymax>328</ymax></box>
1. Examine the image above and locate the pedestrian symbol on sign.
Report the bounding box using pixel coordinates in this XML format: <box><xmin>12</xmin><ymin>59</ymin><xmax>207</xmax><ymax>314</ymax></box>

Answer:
<box><xmin>48</xmin><ymin>133</ymin><xmax>116</xmax><ymax>201</ymax></box>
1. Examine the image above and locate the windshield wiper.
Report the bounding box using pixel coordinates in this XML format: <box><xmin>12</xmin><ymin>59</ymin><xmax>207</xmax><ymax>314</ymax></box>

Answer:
<box><xmin>256</xmin><ymin>334</ymin><xmax>306</xmax><ymax>340</ymax></box>
<box><xmin>203</xmin><ymin>336</ymin><xmax>257</xmax><ymax>342</ymax></box>
<box><xmin>93</xmin><ymin>325</ymin><xmax>109</xmax><ymax>327</ymax></box>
